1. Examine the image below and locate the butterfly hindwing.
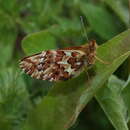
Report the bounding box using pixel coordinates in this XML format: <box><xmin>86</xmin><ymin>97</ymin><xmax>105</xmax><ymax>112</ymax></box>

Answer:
<box><xmin>20</xmin><ymin>49</ymin><xmax>87</xmax><ymax>81</ymax></box>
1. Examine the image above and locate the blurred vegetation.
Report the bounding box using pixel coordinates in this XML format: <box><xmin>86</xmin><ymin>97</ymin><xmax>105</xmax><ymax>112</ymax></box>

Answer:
<box><xmin>0</xmin><ymin>0</ymin><xmax>130</xmax><ymax>130</ymax></box>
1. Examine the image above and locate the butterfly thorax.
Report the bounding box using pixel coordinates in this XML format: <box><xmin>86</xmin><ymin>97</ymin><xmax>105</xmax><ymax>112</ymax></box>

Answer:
<box><xmin>20</xmin><ymin>40</ymin><xmax>97</xmax><ymax>81</ymax></box>
<box><xmin>80</xmin><ymin>40</ymin><xmax>97</xmax><ymax>65</ymax></box>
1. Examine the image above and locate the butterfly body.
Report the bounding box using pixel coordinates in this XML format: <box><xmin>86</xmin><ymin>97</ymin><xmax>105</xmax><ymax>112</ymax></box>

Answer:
<box><xmin>20</xmin><ymin>40</ymin><xmax>97</xmax><ymax>81</ymax></box>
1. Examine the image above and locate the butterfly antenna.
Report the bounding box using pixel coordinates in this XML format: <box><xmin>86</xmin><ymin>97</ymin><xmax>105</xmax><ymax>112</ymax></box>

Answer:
<box><xmin>95</xmin><ymin>55</ymin><xmax>110</xmax><ymax>64</ymax></box>
<box><xmin>80</xmin><ymin>16</ymin><xmax>89</xmax><ymax>42</ymax></box>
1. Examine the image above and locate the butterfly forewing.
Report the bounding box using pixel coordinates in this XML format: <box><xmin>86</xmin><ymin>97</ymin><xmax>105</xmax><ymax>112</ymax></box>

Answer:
<box><xmin>20</xmin><ymin>49</ymin><xmax>87</xmax><ymax>81</ymax></box>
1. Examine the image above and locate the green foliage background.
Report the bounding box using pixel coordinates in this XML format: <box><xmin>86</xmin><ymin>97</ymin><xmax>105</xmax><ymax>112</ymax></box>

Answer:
<box><xmin>0</xmin><ymin>0</ymin><xmax>130</xmax><ymax>130</ymax></box>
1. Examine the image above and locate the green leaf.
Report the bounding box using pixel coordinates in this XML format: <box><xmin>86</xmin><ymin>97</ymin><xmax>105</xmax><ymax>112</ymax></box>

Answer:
<box><xmin>55</xmin><ymin>17</ymin><xmax>81</xmax><ymax>36</ymax></box>
<box><xmin>0</xmin><ymin>68</ymin><xmax>29</xmax><ymax>130</ymax></box>
<box><xmin>22</xmin><ymin>30</ymin><xmax>57</xmax><ymax>55</ymax></box>
<box><xmin>122</xmin><ymin>75</ymin><xmax>130</xmax><ymax>122</ymax></box>
<box><xmin>23</xmin><ymin>29</ymin><xmax>130</xmax><ymax>130</ymax></box>
<box><xmin>0</xmin><ymin>0</ymin><xmax>20</xmax><ymax>16</ymax></box>
<box><xmin>103</xmin><ymin>0</ymin><xmax>129</xmax><ymax>26</ymax></box>
<box><xmin>0</xmin><ymin>11</ymin><xmax>17</xmax><ymax>45</ymax></box>
<box><xmin>20</xmin><ymin>0</ymin><xmax>64</xmax><ymax>33</ymax></box>
<box><xmin>96</xmin><ymin>75</ymin><xmax>128</xmax><ymax>130</ymax></box>
<box><xmin>81</xmin><ymin>3</ymin><xmax>119</xmax><ymax>40</ymax></box>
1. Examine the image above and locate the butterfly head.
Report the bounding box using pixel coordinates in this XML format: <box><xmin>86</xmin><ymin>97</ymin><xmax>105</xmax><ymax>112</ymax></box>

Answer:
<box><xmin>82</xmin><ymin>40</ymin><xmax>98</xmax><ymax>65</ymax></box>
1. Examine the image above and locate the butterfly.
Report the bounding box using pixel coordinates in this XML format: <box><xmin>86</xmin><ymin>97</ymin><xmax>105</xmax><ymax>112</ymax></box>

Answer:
<box><xmin>19</xmin><ymin>40</ymin><xmax>98</xmax><ymax>81</ymax></box>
